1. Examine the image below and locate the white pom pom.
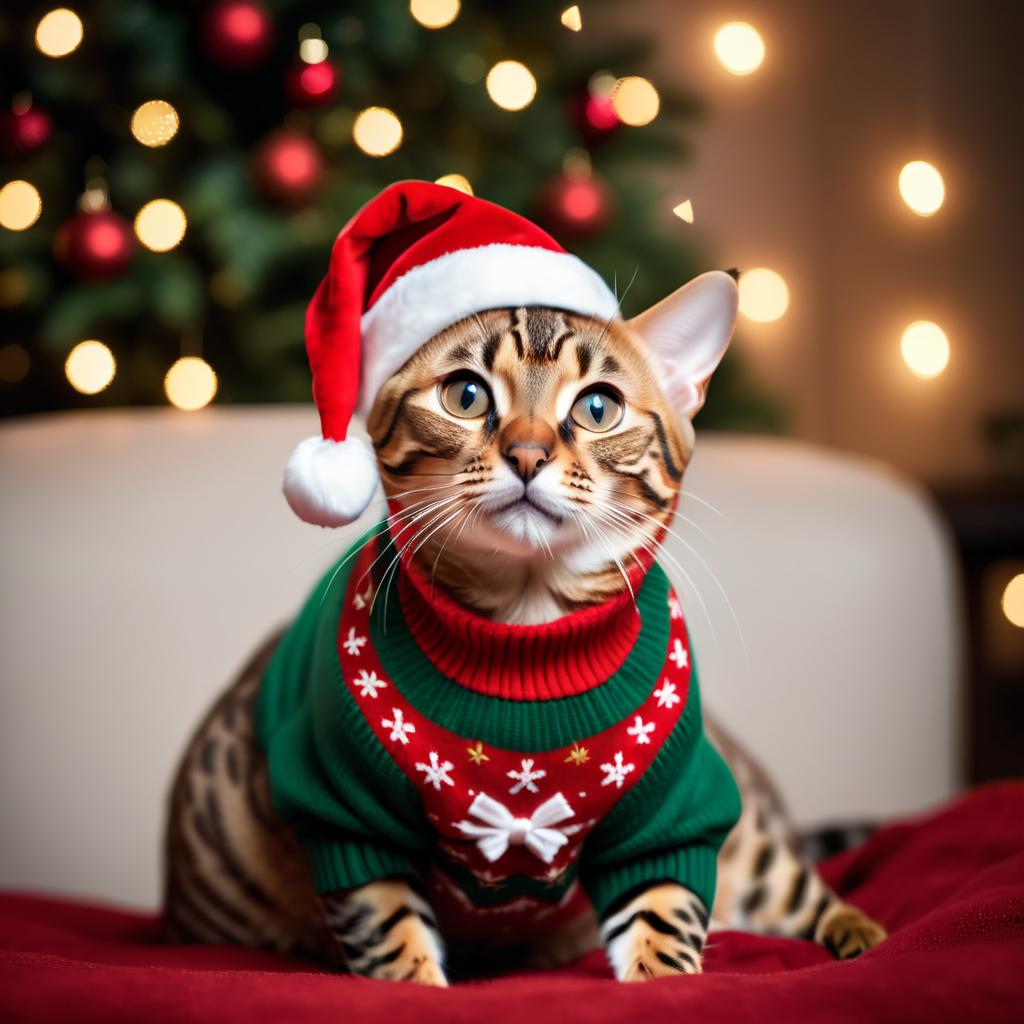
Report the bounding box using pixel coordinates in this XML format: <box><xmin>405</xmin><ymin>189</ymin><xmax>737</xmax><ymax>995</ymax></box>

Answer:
<box><xmin>282</xmin><ymin>436</ymin><xmax>379</xmax><ymax>527</ymax></box>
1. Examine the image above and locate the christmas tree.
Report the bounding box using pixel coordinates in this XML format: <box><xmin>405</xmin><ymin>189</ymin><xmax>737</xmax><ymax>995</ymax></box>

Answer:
<box><xmin>0</xmin><ymin>0</ymin><xmax>781</xmax><ymax>429</ymax></box>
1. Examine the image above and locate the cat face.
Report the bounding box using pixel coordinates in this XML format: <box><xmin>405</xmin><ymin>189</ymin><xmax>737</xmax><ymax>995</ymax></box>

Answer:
<box><xmin>366</xmin><ymin>273</ymin><xmax>737</xmax><ymax>619</ymax></box>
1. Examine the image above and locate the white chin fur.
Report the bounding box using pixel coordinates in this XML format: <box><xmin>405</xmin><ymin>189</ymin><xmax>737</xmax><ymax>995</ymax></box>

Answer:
<box><xmin>282</xmin><ymin>436</ymin><xmax>378</xmax><ymax>527</ymax></box>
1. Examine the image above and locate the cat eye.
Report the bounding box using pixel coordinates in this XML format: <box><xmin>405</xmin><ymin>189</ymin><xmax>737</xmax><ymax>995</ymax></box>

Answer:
<box><xmin>439</xmin><ymin>375</ymin><xmax>491</xmax><ymax>419</ymax></box>
<box><xmin>571</xmin><ymin>387</ymin><xmax>624</xmax><ymax>432</ymax></box>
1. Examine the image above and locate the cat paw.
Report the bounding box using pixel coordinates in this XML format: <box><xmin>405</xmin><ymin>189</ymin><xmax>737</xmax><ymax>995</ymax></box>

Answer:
<box><xmin>402</xmin><ymin>954</ymin><xmax>449</xmax><ymax>986</ymax></box>
<box><xmin>618</xmin><ymin>930</ymin><xmax>702</xmax><ymax>982</ymax></box>
<box><xmin>820</xmin><ymin>904</ymin><xmax>887</xmax><ymax>959</ymax></box>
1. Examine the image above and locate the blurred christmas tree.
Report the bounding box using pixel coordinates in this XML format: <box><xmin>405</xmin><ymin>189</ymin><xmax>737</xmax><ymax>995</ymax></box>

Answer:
<box><xmin>0</xmin><ymin>0</ymin><xmax>782</xmax><ymax>430</ymax></box>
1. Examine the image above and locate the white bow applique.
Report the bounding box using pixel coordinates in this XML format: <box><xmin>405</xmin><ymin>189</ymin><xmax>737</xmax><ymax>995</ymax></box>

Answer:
<box><xmin>455</xmin><ymin>792</ymin><xmax>575</xmax><ymax>864</ymax></box>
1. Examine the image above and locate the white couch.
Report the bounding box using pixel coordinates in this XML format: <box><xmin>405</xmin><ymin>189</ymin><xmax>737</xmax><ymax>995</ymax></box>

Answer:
<box><xmin>0</xmin><ymin>408</ymin><xmax>962</xmax><ymax>908</ymax></box>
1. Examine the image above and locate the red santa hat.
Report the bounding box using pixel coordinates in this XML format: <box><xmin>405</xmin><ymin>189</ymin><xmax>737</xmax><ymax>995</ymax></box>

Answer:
<box><xmin>283</xmin><ymin>179</ymin><xmax>620</xmax><ymax>527</ymax></box>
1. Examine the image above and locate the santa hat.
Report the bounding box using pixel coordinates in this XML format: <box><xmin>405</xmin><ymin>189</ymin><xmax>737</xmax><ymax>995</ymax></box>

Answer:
<box><xmin>283</xmin><ymin>179</ymin><xmax>620</xmax><ymax>527</ymax></box>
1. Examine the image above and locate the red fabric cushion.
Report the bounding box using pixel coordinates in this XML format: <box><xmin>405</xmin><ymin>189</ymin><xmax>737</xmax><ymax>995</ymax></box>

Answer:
<box><xmin>2</xmin><ymin>784</ymin><xmax>1022</xmax><ymax>1023</ymax></box>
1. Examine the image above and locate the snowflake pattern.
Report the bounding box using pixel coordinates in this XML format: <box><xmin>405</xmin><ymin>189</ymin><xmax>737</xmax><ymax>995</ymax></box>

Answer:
<box><xmin>654</xmin><ymin>679</ymin><xmax>681</xmax><ymax>709</ymax></box>
<box><xmin>354</xmin><ymin>669</ymin><xmax>388</xmax><ymax>699</ymax></box>
<box><xmin>415</xmin><ymin>751</ymin><xmax>455</xmax><ymax>791</ymax></box>
<box><xmin>381</xmin><ymin>707</ymin><xmax>415</xmax><ymax>745</ymax></box>
<box><xmin>668</xmin><ymin>595</ymin><xmax>683</xmax><ymax>620</ymax></box>
<box><xmin>599</xmin><ymin>751</ymin><xmax>635</xmax><ymax>789</ymax></box>
<box><xmin>342</xmin><ymin>627</ymin><xmax>367</xmax><ymax>657</ymax></box>
<box><xmin>669</xmin><ymin>637</ymin><xmax>689</xmax><ymax>669</ymax></box>
<box><xmin>626</xmin><ymin>715</ymin><xmax>655</xmax><ymax>745</ymax></box>
<box><xmin>507</xmin><ymin>757</ymin><xmax>546</xmax><ymax>795</ymax></box>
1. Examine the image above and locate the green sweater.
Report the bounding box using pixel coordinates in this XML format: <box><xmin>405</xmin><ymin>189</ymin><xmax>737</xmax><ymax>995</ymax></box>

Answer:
<box><xmin>254</xmin><ymin>531</ymin><xmax>740</xmax><ymax>921</ymax></box>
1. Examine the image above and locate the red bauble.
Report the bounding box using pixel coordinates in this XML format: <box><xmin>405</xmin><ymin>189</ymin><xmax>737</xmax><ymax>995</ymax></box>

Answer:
<box><xmin>285</xmin><ymin>59</ymin><xmax>341</xmax><ymax>107</ymax></box>
<box><xmin>3</xmin><ymin>106</ymin><xmax>53</xmax><ymax>157</ymax></box>
<box><xmin>202</xmin><ymin>0</ymin><xmax>274</xmax><ymax>68</ymax></box>
<box><xmin>539</xmin><ymin>173</ymin><xmax>612</xmax><ymax>239</ymax></box>
<box><xmin>53</xmin><ymin>210</ymin><xmax>136</xmax><ymax>280</ymax></box>
<box><xmin>570</xmin><ymin>91</ymin><xmax>620</xmax><ymax>145</ymax></box>
<box><xmin>253</xmin><ymin>131</ymin><xmax>325</xmax><ymax>204</ymax></box>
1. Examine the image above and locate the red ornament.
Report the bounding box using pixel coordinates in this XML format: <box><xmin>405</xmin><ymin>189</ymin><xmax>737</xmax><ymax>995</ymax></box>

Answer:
<box><xmin>539</xmin><ymin>173</ymin><xmax>612</xmax><ymax>239</ymax></box>
<box><xmin>2</xmin><ymin>105</ymin><xmax>53</xmax><ymax>157</ymax></box>
<box><xmin>202</xmin><ymin>0</ymin><xmax>274</xmax><ymax>68</ymax></box>
<box><xmin>253</xmin><ymin>131</ymin><xmax>325</xmax><ymax>204</ymax></box>
<box><xmin>53</xmin><ymin>210</ymin><xmax>135</xmax><ymax>280</ymax></box>
<box><xmin>285</xmin><ymin>59</ymin><xmax>341</xmax><ymax>107</ymax></box>
<box><xmin>570</xmin><ymin>90</ymin><xmax>620</xmax><ymax>145</ymax></box>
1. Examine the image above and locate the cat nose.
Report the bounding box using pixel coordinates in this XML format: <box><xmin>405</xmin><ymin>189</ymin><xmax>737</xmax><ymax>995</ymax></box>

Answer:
<box><xmin>503</xmin><ymin>443</ymin><xmax>550</xmax><ymax>483</ymax></box>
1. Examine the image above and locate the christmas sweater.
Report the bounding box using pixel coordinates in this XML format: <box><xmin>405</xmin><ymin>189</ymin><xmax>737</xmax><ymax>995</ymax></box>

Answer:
<box><xmin>255</xmin><ymin>527</ymin><xmax>740</xmax><ymax>942</ymax></box>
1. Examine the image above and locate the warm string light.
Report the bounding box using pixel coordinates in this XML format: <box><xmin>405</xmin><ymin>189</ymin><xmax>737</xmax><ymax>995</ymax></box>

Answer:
<box><xmin>352</xmin><ymin>107</ymin><xmax>403</xmax><ymax>156</ymax></box>
<box><xmin>130</xmin><ymin>100</ymin><xmax>180</xmax><ymax>147</ymax></box>
<box><xmin>899</xmin><ymin>160</ymin><xmax>945</xmax><ymax>216</ymax></box>
<box><xmin>738</xmin><ymin>268</ymin><xmax>789</xmax><ymax>322</ymax></box>
<box><xmin>1002</xmin><ymin>574</ymin><xmax>1024</xmax><ymax>629</ymax></box>
<box><xmin>900</xmin><ymin>321</ymin><xmax>949</xmax><ymax>379</ymax></box>
<box><xmin>65</xmin><ymin>340</ymin><xmax>115</xmax><ymax>394</ymax></box>
<box><xmin>611</xmin><ymin>76</ymin><xmax>659</xmax><ymax>126</ymax></box>
<box><xmin>409</xmin><ymin>0</ymin><xmax>460</xmax><ymax>30</ymax></box>
<box><xmin>35</xmin><ymin>8</ymin><xmax>83</xmax><ymax>58</ymax></box>
<box><xmin>134</xmin><ymin>199</ymin><xmax>187</xmax><ymax>251</ymax></box>
<box><xmin>435</xmin><ymin>173</ymin><xmax>473</xmax><ymax>195</ymax></box>
<box><xmin>561</xmin><ymin>6</ymin><xmax>582</xmax><ymax>32</ymax></box>
<box><xmin>714</xmin><ymin>22</ymin><xmax>765</xmax><ymax>75</ymax></box>
<box><xmin>165</xmin><ymin>356</ymin><xmax>218</xmax><ymax>411</ymax></box>
<box><xmin>673</xmin><ymin>200</ymin><xmax>694</xmax><ymax>224</ymax></box>
<box><xmin>486</xmin><ymin>61</ymin><xmax>537</xmax><ymax>111</ymax></box>
<box><xmin>0</xmin><ymin>180</ymin><xmax>42</xmax><ymax>231</ymax></box>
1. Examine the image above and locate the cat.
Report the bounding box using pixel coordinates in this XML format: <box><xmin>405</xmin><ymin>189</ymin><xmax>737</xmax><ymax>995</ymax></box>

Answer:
<box><xmin>163</xmin><ymin>278</ymin><xmax>886</xmax><ymax>984</ymax></box>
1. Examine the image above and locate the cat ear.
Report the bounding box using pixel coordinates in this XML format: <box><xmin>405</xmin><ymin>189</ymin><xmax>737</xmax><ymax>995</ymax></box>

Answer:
<box><xmin>628</xmin><ymin>270</ymin><xmax>739</xmax><ymax>419</ymax></box>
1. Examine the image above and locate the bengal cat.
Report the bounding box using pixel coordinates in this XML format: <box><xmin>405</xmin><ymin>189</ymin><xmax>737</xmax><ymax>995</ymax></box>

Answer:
<box><xmin>164</xmin><ymin>278</ymin><xmax>886</xmax><ymax>983</ymax></box>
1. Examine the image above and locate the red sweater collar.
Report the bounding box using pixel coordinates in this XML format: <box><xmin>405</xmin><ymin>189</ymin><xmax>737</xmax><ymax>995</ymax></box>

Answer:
<box><xmin>389</xmin><ymin>530</ymin><xmax>650</xmax><ymax>701</ymax></box>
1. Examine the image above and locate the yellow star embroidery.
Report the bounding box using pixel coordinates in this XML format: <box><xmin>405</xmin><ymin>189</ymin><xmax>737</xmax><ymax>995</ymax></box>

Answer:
<box><xmin>565</xmin><ymin>743</ymin><xmax>590</xmax><ymax>765</ymax></box>
<box><xmin>466</xmin><ymin>741</ymin><xmax>490</xmax><ymax>765</ymax></box>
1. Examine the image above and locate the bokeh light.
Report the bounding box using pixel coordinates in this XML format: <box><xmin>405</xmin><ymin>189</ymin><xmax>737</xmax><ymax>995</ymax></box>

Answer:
<box><xmin>134</xmin><ymin>199</ymin><xmax>187</xmax><ymax>252</ymax></box>
<box><xmin>1002</xmin><ymin>574</ymin><xmax>1024</xmax><ymax>629</ymax></box>
<box><xmin>165</xmin><ymin>356</ymin><xmax>218</xmax><ymax>411</ymax></box>
<box><xmin>435</xmin><ymin>173</ymin><xmax>473</xmax><ymax>195</ymax></box>
<box><xmin>65</xmin><ymin>340</ymin><xmax>115</xmax><ymax>394</ymax></box>
<box><xmin>409</xmin><ymin>0</ymin><xmax>460</xmax><ymax>30</ymax></box>
<box><xmin>610</xmin><ymin>76</ymin><xmax>660</xmax><ymax>126</ymax></box>
<box><xmin>899</xmin><ymin>161</ymin><xmax>945</xmax><ymax>216</ymax></box>
<box><xmin>673</xmin><ymin>200</ymin><xmax>694</xmax><ymax>223</ymax></box>
<box><xmin>0</xmin><ymin>180</ymin><xmax>42</xmax><ymax>231</ymax></box>
<box><xmin>299</xmin><ymin>38</ymin><xmax>328</xmax><ymax>63</ymax></box>
<box><xmin>486</xmin><ymin>61</ymin><xmax>537</xmax><ymax>111</ymax></box>
<box><xmin>900</xmin><ymin>321</ymin><xmax>949</xmax><ymax>378</ymax></box>
<box><xmin>130</xmin><ymin>100</ymin><xmax>180</xmax><ymax>147</ymax></box>
<box><xmin>0</xmin><ymin>344</ymin><xmax>31</xmax><ymax>383</ymax></box>
<box><xmin>738</xmin><ymin>268</ymin><xmax>789</xmax><ymax>322</ymax></box>
<box><xmin>714</xmin><ymin>22</ymin><xmax>765</xmax><ymax>76</ymax></box>
<box><xmin>352</xmin><ymin>107</ymin><xmax>403</xmax><ymax>156</ymax></box>
<box><xmin>561</xmin><ymin>6</ymin><xmax>582</xmax><ymax>32</ymax></box>
<box><xmin>35</xmin><ymin>8</ymin><xmax>83</xmax><ymax>58</ymax></box>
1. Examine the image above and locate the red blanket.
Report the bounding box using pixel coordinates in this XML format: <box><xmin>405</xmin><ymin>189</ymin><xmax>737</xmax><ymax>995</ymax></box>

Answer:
<box><xmin>2</xmin><ymin>784</ymin><xmax>1022</xmax><ymax>1023</ymax></box>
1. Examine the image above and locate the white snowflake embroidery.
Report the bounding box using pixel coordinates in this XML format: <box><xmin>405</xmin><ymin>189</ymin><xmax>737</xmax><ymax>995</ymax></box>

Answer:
<box><xmin>654</xmin><ymin>679</ymin><xmax>681</xmax><ymax>709</ymax></box>
<box><xmin>668</xmin><ymin>595</ymin><xmax>683</xmax><ymax>620</ymax></box>
<box><xmin>342</xmin><ymin>627</ymin><xmax>367</xmax><ymax>657</ymax></box>
<box><xmin>354</xmin><ymin>669</ymin><xmax>388</xmax><ymax>699</ymax></box>
<box><xmin>626</xmin><ymin>714</ymin><xmax>655</xmax><ymax>745</ymax></box>
<box><xmin>381</xmin><ymin>707</ymin><xmax>414</xmax><ymax>744</ymax></box>
<box><xmin>352</xmin><ymin>583</ymin><xmax>374</xmax><ymax>611</ymax></box>
<box><xmin>416</xmin><ymin>751</ymin><xmax>455</xmax><ymax>791</ymax></box>
<box><xmin>507</xmin><ymin>757</ymin><xmax>546</xmax><ymax>795</ymax></box>
<box><xmin>669</xmin><ymin>637</ymin><xmax>689</xmax><ymax>669</ymax></box>
<box><xmin>600</xmin><ymin>751</ymin><xmax>635</xmax><ymax>789</ymax></box>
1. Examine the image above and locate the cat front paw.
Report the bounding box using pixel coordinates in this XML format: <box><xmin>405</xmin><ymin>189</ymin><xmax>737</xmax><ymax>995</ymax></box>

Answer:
<box><xmin>819</xmin><ymin>903</ymin><xmax>887</xmax><ymax>960</ymax></box>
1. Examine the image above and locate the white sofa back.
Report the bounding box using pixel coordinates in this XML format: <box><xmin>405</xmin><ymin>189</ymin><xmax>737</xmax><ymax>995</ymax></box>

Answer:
<box><xmin>0</xmin><ymin>408</ymin><xmax>962</xmax><ymax>907</ymax></box>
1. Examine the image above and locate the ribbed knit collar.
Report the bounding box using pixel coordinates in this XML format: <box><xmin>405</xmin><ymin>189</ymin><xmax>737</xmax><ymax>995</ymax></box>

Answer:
<box><xmin>389</xmin><ymin>528</ymin><xmax>651</xmax><ymax>701</ymax></box>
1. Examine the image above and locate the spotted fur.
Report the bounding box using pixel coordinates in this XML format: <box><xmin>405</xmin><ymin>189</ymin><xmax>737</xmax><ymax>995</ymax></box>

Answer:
<box><xmin>164</xmin><ymin>304</ymin><xmax>885</xmax><ymax>984</ymax></box>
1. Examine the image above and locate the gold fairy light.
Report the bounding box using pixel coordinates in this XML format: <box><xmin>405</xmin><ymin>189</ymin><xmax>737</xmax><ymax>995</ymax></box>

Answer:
<box><xmin>35</xmin><ymin>8</ymin><xmax>83</xmax><ymax>58</ymax></box>
<box><xmin>900</xmin><ymin>321</ymin><xmax>949</xmax><ymax>378</ymax></box>
<box><xmin>130</xmin><ymin>100</ymin><xmax>180</xmax><ymax>147</ymax></box>
<box><xmin>134</xmin><ymin>199</ymin><xmax>187</xmax><ymax>252</ymax></box>
<box><xmin>1002</xmin><ymin>574</ymin><xmax>1024</xmax><ymax>629</ymax></box>
<box><xmin>0</xmin><ymin>180</ymin><xmax>42</xmax><ymax>231</ymax></box>
<box><xmin>561</xmin><ymin>6</ymin><xmax>582</xmax><ymax>32</ymax></box>
<box><xmin>65</xmin><ymin>340</ymin><xmax>115</xmax><ymax>394</ymax></box>
<box><xmin>165</xmin><ymin>356</ymin><xmax>218</xmax><ymax>411</ymax></box>
<box><xmin>673</xmin><ymin>200</ymin><xmax>694</xmax><ymax>223</ymax></box>
<box><xmin>435</xmin><ymin>174</ymin><xmax>473</xmax><ymax>195</ymax></box>
<box><xmin>714</xmin><ymin>22</ymin><xmax>765</xmax><ymax>75</ymax></box>
<box><xmin>486</xmin><ymin>61</ymin><xmax>537</xmax><ymax>111</ymax></box>
<box><xmin>738</xmin><ymin>268</ymin><xmax>789</xmax><ymax>322</ymax></box>
<box><xmin>610</xmin><ymin>76</ymin><xmax>660</xmax><ymax>126</ymax></box>
<box><xmin>899</xmin><ymin>161</ymin><xmax>945</xmax><ymax>216</ymax></box>
<box><xmin>353</xmin><ymin>107</ymin><xmax>403</xmax><ymax>156</ymax></box>
<box><xmin>410</xmin><ymin>0</ymin><xmax>460</xmax><ymax>30</ymax></box>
